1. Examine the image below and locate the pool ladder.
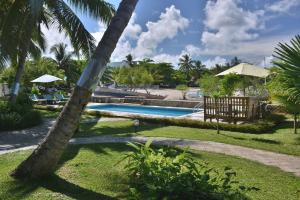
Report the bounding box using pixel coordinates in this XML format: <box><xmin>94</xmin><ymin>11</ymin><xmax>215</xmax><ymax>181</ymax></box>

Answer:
<box><xmin>193</xmin><ymin>102</ymin><xmax>203</xmax><ymax>113</ymax></box>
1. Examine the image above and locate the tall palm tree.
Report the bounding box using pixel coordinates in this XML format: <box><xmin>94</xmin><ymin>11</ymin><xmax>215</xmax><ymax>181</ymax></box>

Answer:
<box><xmin>50</xmin><ymin>43</ymin><xmax>74</xmax><ymax>88</ymax></box>
<box><xmin>179</xmin><ymin>54</ymin><xmax>193</xmax><ymax>82</ymax></box>
<box><xmin>1</xmin><ymin>0</ymin><xmax>115</xmax><ymax>103</ymax></box>
<box><xmin>11</xmin><ymin>0</ymin><xmax>138</xmax><ymax>179</ymax></box>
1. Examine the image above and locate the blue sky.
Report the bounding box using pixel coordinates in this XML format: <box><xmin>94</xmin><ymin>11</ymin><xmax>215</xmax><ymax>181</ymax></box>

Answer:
<box><xmin>47</xmin><ymin>0</ymin><xmax>300</xmax><ymax>68</ymax></box>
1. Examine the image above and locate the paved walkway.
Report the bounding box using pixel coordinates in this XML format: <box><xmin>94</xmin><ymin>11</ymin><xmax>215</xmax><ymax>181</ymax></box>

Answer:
<box><xmin>1</xmin><ymin>121</ymin><xmax>300</xmax><ymax>177</ymax></box>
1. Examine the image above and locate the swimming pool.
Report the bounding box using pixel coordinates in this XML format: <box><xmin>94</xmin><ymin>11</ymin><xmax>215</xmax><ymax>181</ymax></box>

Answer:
<box><xmin>87</xmin><ymin>104</ymin><xmax>199</xmax><ymax>117</ymax></box>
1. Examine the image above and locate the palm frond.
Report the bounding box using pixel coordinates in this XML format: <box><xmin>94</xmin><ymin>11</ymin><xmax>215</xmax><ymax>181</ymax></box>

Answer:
<box><xmin>66</xmin><ymin>0</ymin><xmax>115</xmax><ymax>24</ymax></box>
<box><xmin>46</xmin><ymin>0</ymin><xmax>96</xmax><ymax>57</ymax></box>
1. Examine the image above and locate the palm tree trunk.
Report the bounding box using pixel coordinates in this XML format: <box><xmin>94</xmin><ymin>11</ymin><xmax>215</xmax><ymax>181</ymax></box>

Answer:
<box><xmin>9</xmin><ymin>47</ymin><xmax>29</xmax><ymax>103</ymax></box>
<box><xmin>11</xmin><ymin>0</ymin><xmax>138</xmax><ymax>179</ymax></box>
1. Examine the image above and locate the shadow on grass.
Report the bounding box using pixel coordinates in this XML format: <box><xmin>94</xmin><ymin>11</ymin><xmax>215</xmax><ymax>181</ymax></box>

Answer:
<box><xmin>78</xmin><ymin>122</ymin><xmax>160</xmax><ymax>137</ymax></box>
<box><xmin>251</xmin><ymin>138</ymin><xmax>281</xmax><ymax>144</ymax></box>
<box><xmin>4</xmin><ymin>175</ymin><xmax>116</xmax><ymax>200</ymax></box>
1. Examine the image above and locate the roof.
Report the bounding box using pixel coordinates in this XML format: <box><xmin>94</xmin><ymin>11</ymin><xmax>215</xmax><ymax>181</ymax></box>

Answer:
<box><xmin>216</xmin><ymin>63</ymin><xmax>270</xmax><ymax>78</ymax></box>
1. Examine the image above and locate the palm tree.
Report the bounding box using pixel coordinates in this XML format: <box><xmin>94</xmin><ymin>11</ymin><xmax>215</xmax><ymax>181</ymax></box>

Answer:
<box><xmin>1</xmin><ymin>0</ymin><xmax>115</xmax><ymax>103</ymax></box>
<box><xmin>126</xmin><ymin>54</ymin><xmax>134</xmax><ymax>67</ymax></box>
<box><xmin>50</xmin><ymin>43</ymin><xmax>74</xmax><ymax>89</ymax></box>
<box><xmin>11</xmin><ymin>0</ymin><xmax>138</xmax><ymax>179</ymax></box>
<box><xmin>191</xmin><ymin>60</ymin><xmax>206</xmax><ymax>82</ymax></box>
<box><xmin>270</xmin><ymin>35</ymin><xmax>300</xmax><ymax>134</ymax></box>
<box><xmin>179</xmin><ymin>54</ymin><xmax>193</xmax><ymax>83</ymax></box>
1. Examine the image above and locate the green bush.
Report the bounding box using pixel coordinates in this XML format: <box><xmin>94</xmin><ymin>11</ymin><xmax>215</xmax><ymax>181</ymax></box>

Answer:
<box><xmin>0</xmin><ymin>95</ymin><xmax>42</xmax><ymax>131</ymax></box>
<box><xmin>124</xmin><ymin>141</ymin><xmax>255</xmax><ymax>200</ymax></box>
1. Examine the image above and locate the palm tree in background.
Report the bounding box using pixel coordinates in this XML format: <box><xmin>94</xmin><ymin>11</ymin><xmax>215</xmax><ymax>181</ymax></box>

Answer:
<box><xmin>50</xmin><ymin>43</ymin><xmax>74</xmax><ymax>89</ymax></box>
<box><xmin>191</xmin><ymin>60</ymin><xmax>206</xmax><ymax>82</ymax></box>
<box><xmin>126</xmin><ymin>54</ymin><xmax>134</xmax><ymax>67</ymax></box>
<box><xmin>179</xmin><ymin>54</ymin><xmax>193</xmax><ymax>83</ymax></box>
<box><xmin>0</xmin><ymin>0</ymin><xmax>115</xmax><ymax>103</ymax></box>
<box><xmin>11</xmin><ymin>0</ymin><xmax>138</xmax><ymax>179</ymax></box>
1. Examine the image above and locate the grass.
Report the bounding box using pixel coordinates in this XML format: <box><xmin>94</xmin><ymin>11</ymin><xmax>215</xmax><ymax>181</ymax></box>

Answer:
<box><xmin>77</xmin><ymin>119</ymin><xmax>300</xmax><ymax>156</ymax></box>
<box><xmin>0</xmin><ymin>143</ymin><xmax>299</xmax><ymax>200</ymax></box>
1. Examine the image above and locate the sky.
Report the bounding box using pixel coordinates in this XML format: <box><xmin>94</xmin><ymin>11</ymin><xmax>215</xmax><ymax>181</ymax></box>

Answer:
<box><xmin>43</xmin><ymin>0</ymin><xmax>300</xmax><ymax>68</ymax></box>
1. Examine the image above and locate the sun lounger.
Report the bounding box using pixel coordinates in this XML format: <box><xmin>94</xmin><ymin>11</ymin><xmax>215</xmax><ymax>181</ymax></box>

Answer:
<box><xmin>54</xmin><ymin>93</ymin><xmax>69</xmax><ymax>102</ymax></box>
<box><xmin>30</xmin><ymin>94</ymin><xmax>47</xmax><ymax>104</ymax></box>
<box><xmin>43</xmin><ymin>94</ymin><xmax>57</xmax><ymax>104</ymax></box>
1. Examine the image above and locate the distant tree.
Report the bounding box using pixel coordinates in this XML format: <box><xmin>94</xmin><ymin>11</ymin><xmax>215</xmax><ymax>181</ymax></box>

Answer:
<box><xmin>50</xmin><ymin>43</ymin><xmax>74</xmax><ymax>88</ymax></box>
<box><xmin>176</xmin><ymin>84</ymin><xmax>189</xmax><ymax>100</ymax></box>
<box><xmin>171</xmin><ymin>70</ymin><xmax>188</xmax><ymax>86</ymax></box>
<box><xmin>126</xmin><ymin>54</ymin><xmax>134</xmax><ymax>67</ymax></box>
<box><xmin>179</xmin><ymin>54</ymin><xmax>193</xmax><ymax>83</ymax></box>
<box><xmin>191</xmin><ymin>60</ymin><xmax>206</xmax><ymax>83</ymax></box>
<box><xmin>230</xmin><ymin>56</ymin><xmax>242</xmax><ymax>67</ymax></box>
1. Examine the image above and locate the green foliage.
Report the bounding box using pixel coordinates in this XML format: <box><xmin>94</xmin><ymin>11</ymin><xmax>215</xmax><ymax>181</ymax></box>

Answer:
<box><xmin>115</xmin><ymin>67</ymin><xmax>153</xmax><ymax>92</ymax></box>
<box><xmin>124</xmin><ymin>142</ymin><xmax>253</xmax><ymax>200</ymax></box>
<box><xmin>0</xmin><ymin>94</ymin><xmax>42</xmax><ymax>131</ymax></box>
<box><xmin>198</xmin><ymin>74</ymin><xmax>220</xmax><ymax>96</ymax></box>
<box><xmin>220</xmin><ymin>73</ymin><xmax>241</xmax><ymax>96</ymax></box>
<box><xmin>176</xmin><ymin>84</ymin><xmax>188</xmax><ymax>99</ymax></box>
<box><xmin>31</xmin><ymin>84</ymin><xmax>40</xmax><ymax>95</ymax></box>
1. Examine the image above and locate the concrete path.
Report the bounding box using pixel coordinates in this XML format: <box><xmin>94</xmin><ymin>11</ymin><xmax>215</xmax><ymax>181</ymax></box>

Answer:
<box><xmin>1</xmin><ymin>121</ymin><xmax>300</xmax><ymax>177</ymax></box>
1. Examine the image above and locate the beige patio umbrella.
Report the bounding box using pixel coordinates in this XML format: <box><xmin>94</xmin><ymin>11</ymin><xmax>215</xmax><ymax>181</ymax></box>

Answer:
<box><xmin>216</xmin><ymin>63</ymin><xmax>270</xmax><ymax>78</ymax></box>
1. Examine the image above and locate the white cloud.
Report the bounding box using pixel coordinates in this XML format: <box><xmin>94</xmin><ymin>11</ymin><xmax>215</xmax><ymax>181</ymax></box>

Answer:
<box><xmin>201</xmin><ymin>0</ymin><xmax>264</xmax><ymax>53</ymax></box>
<box><xmin>133</xmin><ymin>5</ymin><xmax>189</xmax><ymax>57</ymax></box>
<box><xmin>267</xmin><ymin>0</ymin><xmax>300</xmax><ymax>13</ymax></box>
<box><xmin>203</xmin><ymin>56</ymin><xmax>227</xmax><ymax>68</ymax></box>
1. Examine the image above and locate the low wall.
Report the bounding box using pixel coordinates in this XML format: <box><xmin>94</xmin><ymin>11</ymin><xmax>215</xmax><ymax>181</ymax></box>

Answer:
<box><xmin>91</xmin><ymin>95</ymin><xmax>202</xmax><ymax>108</ymax></box>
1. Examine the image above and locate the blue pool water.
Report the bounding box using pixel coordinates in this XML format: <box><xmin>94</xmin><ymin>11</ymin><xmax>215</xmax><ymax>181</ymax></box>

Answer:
<box><xmin>87</xmin><ymin>104</ymin><xmax>198</xmax><ymax>117</ymax></box>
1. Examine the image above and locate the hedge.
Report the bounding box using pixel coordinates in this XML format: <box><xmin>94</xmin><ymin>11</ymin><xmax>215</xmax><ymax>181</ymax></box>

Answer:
<box><xmin>35</xmin><ymin>105</ymin><xmax>285</xmax><ymax>134</ymax></box>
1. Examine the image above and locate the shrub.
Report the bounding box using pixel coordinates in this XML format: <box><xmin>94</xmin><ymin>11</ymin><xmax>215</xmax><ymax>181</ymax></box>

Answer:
<box><xmin>0</xmin><ymin>94</ymin><xmax>42</xmax><ymax>131</ymax></box>
<box><xmin>124</xmin><ymin>141</ymin><xmax>255</xmax><ymax>200</ymax></box>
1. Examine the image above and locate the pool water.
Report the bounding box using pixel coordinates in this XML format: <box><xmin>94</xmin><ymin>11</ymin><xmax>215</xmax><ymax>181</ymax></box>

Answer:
<box><xmin>87</xmin><ymin>104</ymin><xmax>198</xmax><ymax>117</ymax></box>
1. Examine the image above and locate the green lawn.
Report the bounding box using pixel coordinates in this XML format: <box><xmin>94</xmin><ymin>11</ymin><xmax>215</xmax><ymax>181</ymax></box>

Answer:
<box><xmin>77</xmin><ymin>119</ymin><xmax>300</xmax><ymax>156</ymax></box>
<box><xmin>0</xmin><ymin>143</ymin><xmax>299</xmax><ymax>200</ymax></box>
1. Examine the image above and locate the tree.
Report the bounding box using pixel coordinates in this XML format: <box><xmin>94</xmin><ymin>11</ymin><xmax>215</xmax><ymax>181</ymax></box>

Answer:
<box><xmin>220</xmin><ymin>73</ymin><xmax>241</xmax><ymax>96</ymax></box>
<box><xmin>230</xmin><ymin>56</ymin><xmax>242</xmax><ymax>67</ymax></box>
<box><xmin>268</xmin><ymin>35</ymin><xmax>300</xmax><ymax>134</ymax></box>
<box><xmin>178</xmin><ymin>54</ymin><xmax>193</xmax><ymax>83</ymax></box>
<box><xmin>198</xmin><ymin>74</ymin><xmax>220</xmax><ymax>96</ymax></box>
<box><xmin>176</xmin><ymin>84</ymin><xmax>189</xmax><ymax>100</ymax></box>
<box><xmin>11</xmin><ymin>0</ymin><xmax>138</xmax><ymax>179</ymax></box>
<box><xmin>50</xmin><ymin>43</ymin><xmax>74</xmax><ymax>88</ymax></box>
<box><xmin>191</xmin><ymin>60</ymin><xmax>206</xmax><ymax>84</ymax></box>
<box><xmin>1</xmin><ymin>0</ymin><xmax>115</xmax><ymax>103</ymax></box>
<box><xmin>126</xmin><ymin>54</ymin><xmax>134</xmax><ymax>67</ymax></box>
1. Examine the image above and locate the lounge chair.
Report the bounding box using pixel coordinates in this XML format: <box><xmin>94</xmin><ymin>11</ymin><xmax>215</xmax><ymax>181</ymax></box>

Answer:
<box><xmin>54</xmin><ymin>93</ymin><xmax>69</xmax><ymax>102</ymax></box>
<box><xmin>43</xmin><ymin>94</ymin><xmax>57</xmax><ymax>104</ymax></box>
<box><xmin>30</xmin><ymin>94</ymin><xmax>47</xmax><ymax>104</ymax></box>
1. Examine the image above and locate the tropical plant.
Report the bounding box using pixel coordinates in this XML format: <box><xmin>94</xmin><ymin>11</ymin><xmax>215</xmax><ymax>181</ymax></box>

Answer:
<box><xmin>198</xmin><ymin>74</ymin><xmax>220</xmax><ymax>96</ymax></box>
<box><xmin>1</xmin><ymin>0</ymin><xmax>115</xmax><ymax>103</ymax></box>
<box><xmin>179</xmin><ymin>54</ymin><xmax>193</xmax><ymax>83</ymax></box>
<box><xmin>11</xmin><ymin>0</ymin><xmax>138</xmax><ymax>179</ymax></box>
<box><xmin>176</xmin><ymin>84</ymin><xmax>189</xmax><ymax>100</ymax></box>
<box><xmin>268</xmin><ymin>35</ymin><xmax>300</xmax><ymax>134</ymax></box>
<box><xmin>220</xmin><ymin>73</ymin><xmax>241</xmax><ymax>96</ymax></box>
<box><xmin>50</xmin><ymin>43</ymin><xmax>74</xmax><ymax>88</ymax></box>
<box><xmin>124</xmin><ymin>141</ymin><xmax>253</xmax><ymax>200</ymax></box>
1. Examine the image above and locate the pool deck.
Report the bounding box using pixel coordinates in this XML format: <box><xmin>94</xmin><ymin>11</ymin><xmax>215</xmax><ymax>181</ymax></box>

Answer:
<box><xmin>86</xmin><ymin>103</ymin><xmax>205</xmax><ymax>121</ymax></box>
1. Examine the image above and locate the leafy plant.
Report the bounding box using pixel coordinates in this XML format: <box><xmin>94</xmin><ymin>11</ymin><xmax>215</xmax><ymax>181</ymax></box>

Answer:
<box><xmin>176</xmin><ymin>84</ymin><xmax>189</xmax><ymax>100</ymax></box>
<box><xmin>124</xmin><ymin>141</ymin><xmax>254</xmax><ymax>200</ymax></box>
<box><xmin>198</xmin><ymin>74</ymin><xmax>220</xmax><ymax>96</ymax></box>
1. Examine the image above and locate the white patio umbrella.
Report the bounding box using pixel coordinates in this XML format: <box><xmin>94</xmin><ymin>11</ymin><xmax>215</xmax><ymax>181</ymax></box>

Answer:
<box><xmin>216</xmin><ymin>63</ymin><xmax>270</xmax><ymax>78</ymax></box>
<box><xmin>31</xmin><ymin>74</ymin><xmax>63</xmax><ymax>83</ymax></box>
